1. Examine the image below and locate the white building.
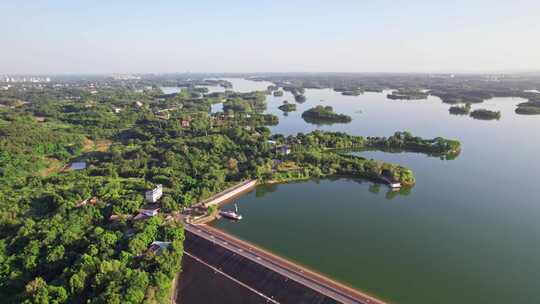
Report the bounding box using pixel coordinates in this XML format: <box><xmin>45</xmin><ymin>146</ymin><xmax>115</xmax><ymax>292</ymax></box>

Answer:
<box><xmin>145</xmin><ymin>184</ymin><xmax>163</xmax><ymax>203</ymax></box>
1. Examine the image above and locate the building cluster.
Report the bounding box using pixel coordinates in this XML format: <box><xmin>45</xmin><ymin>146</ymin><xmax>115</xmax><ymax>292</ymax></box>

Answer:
<box><xmin>101</xmin><ymin>184</ymin><xmax>171</xmax><ymax>255</ymax></box>
<box><xmin>133</xmin><ymin>184</ymin><xmax>164</xmax><ymax>221</ymax></box>
<box><xmin>107</xmin><ymin>184</ymin><xmax>165</xmax><ymax>224</ymax></box>
<box><xmin>1</xmin><ymin>76</ymin><xmax>51</xmax><ymax>83</ymax></box>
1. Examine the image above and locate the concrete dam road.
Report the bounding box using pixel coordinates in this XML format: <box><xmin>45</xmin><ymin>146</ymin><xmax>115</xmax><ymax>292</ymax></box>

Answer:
<box><xmin>183</xmin><ymin>224</ymin><xmax>386</xmax><ymax>304</ymax></box>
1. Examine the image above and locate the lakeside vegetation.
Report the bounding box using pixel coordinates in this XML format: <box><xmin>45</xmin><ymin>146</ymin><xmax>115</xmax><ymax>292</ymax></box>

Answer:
<box><xmin>364</xmin><ymin>131</ymin><xmax>461</xmax><ymax>159</ymax></box>
<box><xmin>301</xmin><ymin>106</ymin><xmax>352</xmax><ymax>124</ymax></box>
<box><xmin>266</xmin><ymin>131</ymin><xmax>460</xmax><ymax>185</ymax></box>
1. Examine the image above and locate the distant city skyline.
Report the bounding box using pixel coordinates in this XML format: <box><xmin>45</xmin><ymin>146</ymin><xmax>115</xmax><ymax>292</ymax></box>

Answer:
<box><xmin>2</xmin><ymin>0</ymin><xmax>540</xmax><ymax>74</ymax></box>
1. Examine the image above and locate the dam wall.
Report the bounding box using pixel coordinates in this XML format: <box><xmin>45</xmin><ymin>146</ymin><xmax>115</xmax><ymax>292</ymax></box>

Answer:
<box><xmin>182</xmin><ymin>228</ymin><xmax>341</xmax><ymax>304</ymax></box>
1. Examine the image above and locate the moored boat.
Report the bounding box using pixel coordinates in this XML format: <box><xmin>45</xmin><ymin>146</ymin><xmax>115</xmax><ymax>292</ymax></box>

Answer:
<box><xmin>219</xmin><ymin>203</ymin><xmax>243</xmax><ymax>221</ymax></box>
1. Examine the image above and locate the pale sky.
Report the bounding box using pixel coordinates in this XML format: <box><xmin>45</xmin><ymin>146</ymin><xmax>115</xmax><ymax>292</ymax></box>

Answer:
<box><xmin>2</xmin><ymin>0</ymin><xmax>540</xmax><ymax>74</ymax></box>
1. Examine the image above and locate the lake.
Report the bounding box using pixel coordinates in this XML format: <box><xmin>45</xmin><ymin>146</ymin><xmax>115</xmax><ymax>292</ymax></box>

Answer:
<box><xmin>210</xmin><ymin>78</ymin><xmax>540</xmax><ymax>304</ymax></box>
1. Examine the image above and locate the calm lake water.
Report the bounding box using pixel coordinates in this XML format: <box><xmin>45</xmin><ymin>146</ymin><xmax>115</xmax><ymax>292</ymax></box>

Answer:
<box><xmin>208</xmin><ymin>79</ymin><xmax>540</xmax><ymax>304</ymax></box>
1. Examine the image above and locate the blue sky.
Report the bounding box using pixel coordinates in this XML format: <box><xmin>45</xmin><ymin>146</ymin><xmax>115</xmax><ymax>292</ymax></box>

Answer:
<box><xmin>2</xmin><ymin>0</ymin><xmax>539</xmax><ymax>74</ymax></box>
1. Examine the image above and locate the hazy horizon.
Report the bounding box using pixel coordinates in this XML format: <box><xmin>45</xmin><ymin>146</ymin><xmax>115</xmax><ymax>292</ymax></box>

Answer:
<box><xmin>3</xmin><ymin>0</ymin><xmax>540</xmax><ymax>74</ymax></box>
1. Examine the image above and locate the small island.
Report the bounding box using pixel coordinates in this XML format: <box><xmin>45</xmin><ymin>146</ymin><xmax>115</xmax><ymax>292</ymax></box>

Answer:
<box><xmin>515</xmin><ymin>100</ymin><xmax>540</xmax><ymax>115</ymax></box>
<box><xmin>341</xmin><ymin>90</ymin><xmax>363</xmax><ymax>96</ymax></box>
<box><xmin>387</xmin><ymin>89</ymin><xmax>428</xmax><ymax>100</ymax></box>
<box><xmin>278</xmin><ymin>101</ymin><xmax>296</xmax><ymax>112</ymax></box>
<box><xmin>294</xmin><ymin>94</ymin><xmax>306</xmax><ymax>103</ymax></box>
<box><xmin>281</xmin><ymin>86</ymin><xmax>306</xmax><ymax>103</ymax></box>
<box><xmin>470</xmin><ymin>109</ymin><xmax>501</xmax><ymax>120</ymax></box>
<box><xmin>302</xmin><ymin>105</ymin><xmax>352</xmax><ymax>124</ymax></box>
<box><xmin>449</xmin><ymin>104</ymin><xmax>471</xmax><ymax>115</ymax></box>
<box><xmin>273</xmin><ymin>90</ymin><xmax>284</xmax><ymax>97</ymax></box>
<box><xmin>267</xmin><ymin>85</ymin><xmax>278</xmax><ymax>91</ymax></box>
<box><xmin>334</xmin><ymin>87</ymin><xmax>363</xmax><ymax>96</ymax></box>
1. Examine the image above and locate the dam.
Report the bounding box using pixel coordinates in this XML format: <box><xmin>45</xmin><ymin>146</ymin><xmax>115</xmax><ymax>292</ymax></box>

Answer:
<box><xmin>177</xmin><ymin>223</ymin><xmax>385</xmax><ymax>304</ymax></box>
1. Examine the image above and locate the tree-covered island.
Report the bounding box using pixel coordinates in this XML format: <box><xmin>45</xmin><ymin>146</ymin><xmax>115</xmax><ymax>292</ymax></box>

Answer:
<box><xmin>278</xmin><ymin>101</ymin><xmax>296</xmax><ymax>112</ymax></box>
<box><xmin>515</xmin><ymin>100</ymin><xmax>540</xmax><ymax>115</ymax></box>
<box><xmin>282</xmin><ymin>86</ymin><xmax>307</xmax><ymax>103</ymax></box>
<box><xmin>341</xmin><ymin>90</ymin><xmax>363</xmax><ymax>96</ymax></box>
<box><xmin>387</xmin><ymin>89</ymin><xmax>428</xmax><ymax>100</ymax></box>
<box><xmin>334</xmin><ymin>87</ymin><xmax>363</xmax><ymax>96</ymax></box>
<box><xmin>449</xmin><ymin>103</ymin><xmax>471</xmax><ymax>115</ymax></box>
<box><xmin>301</xmin><ymin>106</ymin><xmax>352</xmax><ymax>124</ymax></box>
<box><xmin>470</xmin><ymin>109</ymin><xmax>501</xmax><ymax>120</ymax></box>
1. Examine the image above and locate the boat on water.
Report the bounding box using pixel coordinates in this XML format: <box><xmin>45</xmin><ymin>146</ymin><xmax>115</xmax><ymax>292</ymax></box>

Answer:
<box><xmin>219</xmin><ymin>203</ymin><xmax>243</xmax><ymax>221</ymax></box>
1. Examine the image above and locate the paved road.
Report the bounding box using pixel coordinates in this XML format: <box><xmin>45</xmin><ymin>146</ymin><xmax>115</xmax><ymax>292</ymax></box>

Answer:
<box><xmin>185</xmin><ymin>224</ymin><xmax>386</xmax><ymax>304</ymax></box>
<box><xmin>196</xmin><ymin>180</ymin><xmax>256</xmax><ymax>207</ymax></box>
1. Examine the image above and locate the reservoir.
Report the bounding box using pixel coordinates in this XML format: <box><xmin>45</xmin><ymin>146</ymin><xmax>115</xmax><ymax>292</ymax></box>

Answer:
<box><xmin>208</xmin><ymin>79</ymin><xmax>540</xmax><ymax>304</ymax></box>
